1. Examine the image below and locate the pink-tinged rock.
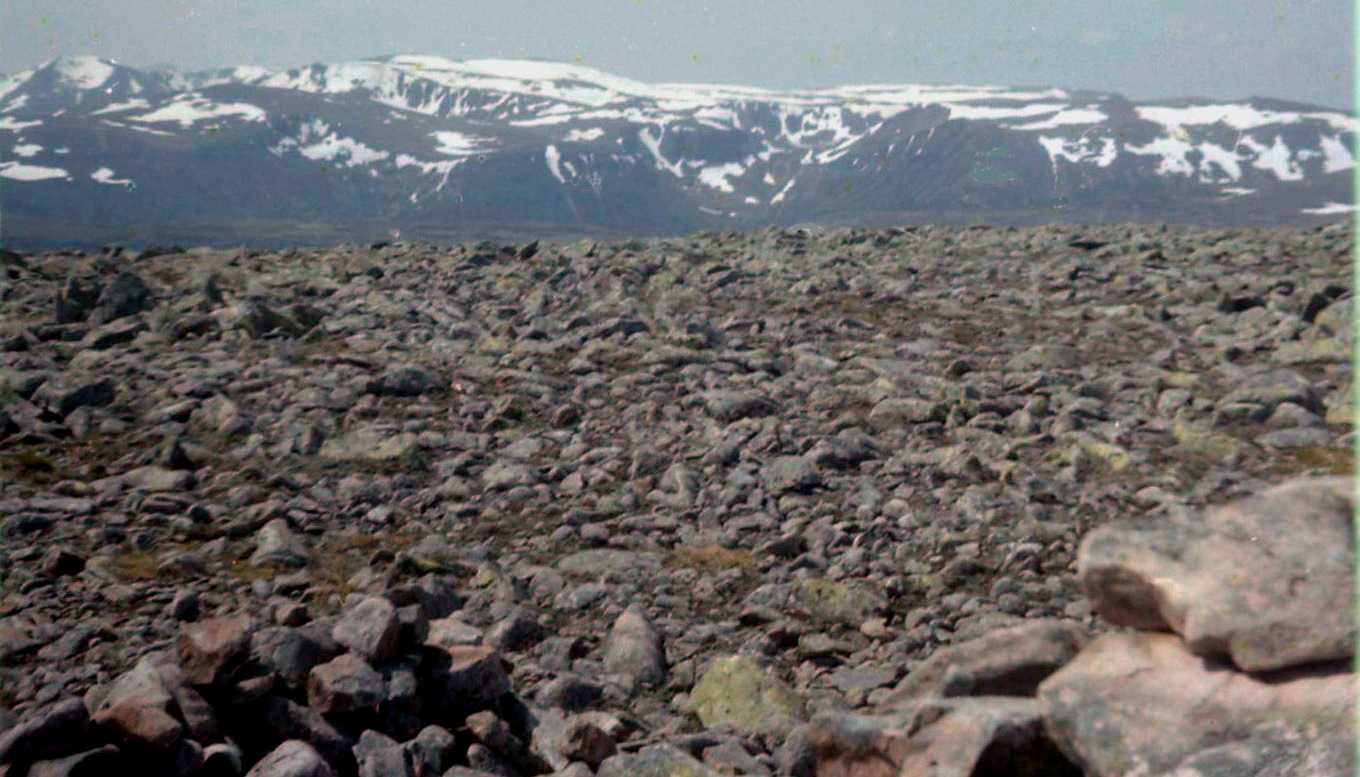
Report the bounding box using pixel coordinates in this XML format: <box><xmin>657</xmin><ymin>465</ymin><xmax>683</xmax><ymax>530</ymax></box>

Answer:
<box><xmin>330</xmin><ymin>595</ymin><xmax>399</xmax><ymax>663</ymax></box>
<box><xmin>90</xmin><ymin>658</ymin><xmax>184</xmax><ymax>749</ymax></box>
<box><xmin>809</xmin><ymin>698</ymin><xmax>1077</xmax><ymax>777</ymax></box>
<box><xmin>1078</xmin><ymin>476</ymin><xmax>1353</xmax><ymax>672</ymax></box>
<box><xmin>424</xmin><ymin>645</ymin><xmax>511</xmax><ymax>715</ymax></box>
<box><xmin>153</xmin><ymin>662</ymin><xmax>220</xmax><ymax>744</ymax></box>
<box><xmin>244</xmin><ymin>740</ymin><xmax>337</xmax><ymax>777</ymax></box>
<box><xmin>307</xmin><ymin>653</ymin><xmax>385</xmax><ymax>715</ymax></box>
<box><xmin>1038</xmin><ymin>632</ymin><xmax>1355</xmax><ymax>777</ymax></box>
<box><xmin>177</xmin><ymin>614</ymin><xmax>257</xmax><ymax>686</ymax></box>
<box><xmin>806</xmin><ymin>711</ymin><xmax>913</xmax><ymax>777</ymax></box>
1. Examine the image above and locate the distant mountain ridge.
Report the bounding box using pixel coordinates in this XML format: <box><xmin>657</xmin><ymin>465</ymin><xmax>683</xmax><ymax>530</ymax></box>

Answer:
<box><xmin>0</xmin><ymin>54</ymin><xmax>1355</xmax><ymax>248</ymax></box>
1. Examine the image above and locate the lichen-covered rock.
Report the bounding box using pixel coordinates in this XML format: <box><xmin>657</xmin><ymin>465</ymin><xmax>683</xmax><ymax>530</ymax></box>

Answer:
<box><xmin>690</xmin><ymin>655</ymin><xmax>805</xmax><ymax>734</ymax></box>
<box><xmin>793</xmin><ymin>578</ymin><xmax>886</xmax><ymax>627</ymax></box>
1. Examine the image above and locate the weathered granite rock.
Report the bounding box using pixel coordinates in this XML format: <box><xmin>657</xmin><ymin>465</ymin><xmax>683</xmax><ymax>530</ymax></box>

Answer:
<box><xmin>25</xmin><ymin>744</ymin><xmax>123</xmax><ymax>777</ymax></box>
<box><xmin>307</xmin><ymin>653</ymin><xmax>385</xmax><ymax>715</ymax></box>
<box><xmin>250</xmin><ymin>519</ymin><xmax>311</xmax><ymax>569</ymax></box>
<box><xmin>600</xmin><ymin>605</ymin><xmax>667</xmax><ymax>687</ymax></box>
<box><xmin>879</xmin><ymin>619</ymin><xmax>1089</xmax><ymax>709</ymax></box>
<box><xmin>0</xmin><ymin>698</ymin><xmax>90</xmax><ymax>764</ymax></box>
<box><xmin>178</xmin><ymin>614</ymin><xmax>256</xmax><ymax>686</ymax></box>
<box><xmin>331</xmin><ymin>596</ymin><xmax>400</xmax><ymax>664</ymax></box>
<box><xmin>244</xmin><ymin>740</ymin><xmax>337</xmax><ymax>777</ymax></box>
<box><xmin>421</xmin><ymin>646</ymin><xmax>511</xmax><ymax>716</ymax></box>
<box><xmin>1079</xmin><ymin>476</ymin><xmax>1354</xmax><ymax>671</ymax></box>
<box><xmin>811</xmin><ymin>698</ymin><xmax>1081</xmax><ymax>777</ymax></box>
<box><xmin>89</xmin><ymin>657</ymin><xmax>183</xmax><ymax>749</ymax></box>
<box><xmin>1038</xmin><ymin>632</ymin><xmax>1355</xmax><ymax>777</ymax></box>
<box><xmin>793</xmin><ymin>578</ymin><xmax>887</xmax><ymax>627</ymax></box>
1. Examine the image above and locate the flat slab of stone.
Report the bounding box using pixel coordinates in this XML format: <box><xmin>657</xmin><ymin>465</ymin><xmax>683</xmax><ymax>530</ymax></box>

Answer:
<box><xmin>598</xmin><ymin>744</ymin><xmax>725</xmax><ymax>777</ymax></box>
<box><xmin>318</xmin><ymin>429</ymin><xmax>422</xmax><ymax>462</ymax></box>
<box><xmin>1038</xmin><ymin>632</ymin><xmax>1355</xmax><ymax>777</ymax></box>
<box><xmin>1078</xmin><ymin>476</ymin><xmax>1353</xmax><ymax>672</ymax></box>
<box><xmin>879</xmin><ymin>618</ymin><xmax>1089</xmax><ymax>710</ymax></box>
<box><xmin>555</xmin><ymin>549</ymin><xmax>663</xmax><ymax>576</ymax></box>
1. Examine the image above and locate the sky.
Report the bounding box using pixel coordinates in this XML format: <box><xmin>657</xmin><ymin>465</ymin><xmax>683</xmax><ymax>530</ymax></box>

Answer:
<box><xmin>1</xmin><ymin>0</ymin><xmax>1353</xmax><ymax>109</ymax></box>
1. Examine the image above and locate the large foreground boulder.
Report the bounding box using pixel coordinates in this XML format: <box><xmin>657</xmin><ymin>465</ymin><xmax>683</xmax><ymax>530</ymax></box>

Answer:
<box><xmin>1038</xmin><ymin>632</ymin><xmax>1354</xmax><ymax>777</ymax></box>
<box><xmin>1078</xmin><ymin>476</ymin><xmax>1353</xmax><ymax>672</ymax></box>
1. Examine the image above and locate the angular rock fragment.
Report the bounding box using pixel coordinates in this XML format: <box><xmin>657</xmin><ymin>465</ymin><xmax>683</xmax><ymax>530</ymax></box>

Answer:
<box><xmin>178</xmin><ymin>614</ymin><xmax>257</xmax><ymax>686</ymax></box>
<box><xmin>879</xmin><ymin>618</ymin><xmax>1088</xmax><ymax>709</ymax></box>
<box><xmin>601</xmin><ymin>605</ymin><xmax>667</xmax><ymax>687</ymax></box>
<box><xmin>331</xmin><ymin>596</ymin><xmax>400</xmax><ymax>663</ymax></box>
<box><xmin>308</xmin><ymin>653</ymin><xmax>386</xmax><ymax>715</ymax></box>
<box><xmin>90</xmin><ymin>657</ymin><xmax>184</xmax><ymax>749</ymax></box>
<box><xmin>250</xmin><ymin>518</ymin><xmax>310</xmax><ymax>569</ymax></box>
<box><xmin>244</xmin><ymin>740</ymin><xmax>337</xmax><ymax>777</ymax></box>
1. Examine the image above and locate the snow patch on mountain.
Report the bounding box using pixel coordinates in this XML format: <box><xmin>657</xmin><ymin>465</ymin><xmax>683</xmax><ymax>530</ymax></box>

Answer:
<box><xmin>101</xmin><ymin>119</ymin><xmax>175</xmax><ymax>137</ymax></box>
<box><xmin>52</xmin><ymin>57</ymin><xmax>114</xmax><ymax>90</ymax></box>
<box><xmin>0</xmin><ymin>161</ymin><xmax>68</xmax><ymax>181</ymax></box>
<box><xmin>564</xmin><ymin>127</ymin><xmax>604</xmax><ymax>142</ymax></box>
<box><xmin>131</xmin><ymin>95</ymin><xmax>267</xmax><ymax>127</ymax></box>
<box><xmin>93</xmin><ymin>99</ymin><xmax>151</xmax><ymax>116</ymax></box>
<box><xmin>1302</xmin><ymin>202</ymin><xmax>1356</xmax><ymax>215</ymax></box>
<box><xmin>298</xmin><ymin>135</ymin><xmax>391</xmax><ymax>167</ymax></box>
<box><xmin>544</xmin><ymin>144</ymin><xmax>566</xmax><ymax>182</ymax></box>
<box><xmin>0</xmin><ymin>117</ymin><xmax>42</xmax><ymax>132</ymax></box>
<box><xmin>948</xmin><ymin>102</ymin><xmax>1067</xmax><ymax>121</ymax></box>
<box><xmin>11</xmin><ymin>143</ymin><xmax>42</xmax><ymax>157</ymax></box>
<box><xmin>1240</xmin><ymin>135</ymin><xmax>1304</xmax><ymax>181</ymax></box>
<box><xmin>638</xmin><ymin>126</ymin><xmax>684</xmax><ymax>177</ymax></box>
<box><xmin>0</xmin><ymin>72</ymin><xmax>32</xmax><ymax>104</ymax></box>
<box><xmin>432</xmin><ymin>130</ymin><xmax>495</xmax><ymax>156</ymax></box>
<box><xmin>1011</xmin><ymin>108</ymin><xmax>1108</xmax><ymax>131</ymax></box>
<box><xmin>91</xmin><ymin>167</ymin><xmax>134</xmax><ymax>185</ymax></box>
<box><xmin>1194</xmin><ymin>142</ymin><xmax>1243</xmax><ymax>180</ymax></box>
<box><xmin>1037</xmin><ymin>136</ymin><xmax>1118</xmax><ymax>174</ymax></box>
<box><xmin>1125</xmin><ymin>135</ymin><xmax>1197</xmax><ymax>177</ymax></box>
<box><xmin>698</xmin><ymin>161</ymin><xmax>747</xmax><ymax>192</ymax></box>
<box><xmin>1138</xmin><ymin>103</ymin><xmax>1360</xmax><ymax>134</ymax></box>
<box><xmin>1318</xmin><ymin>135</ymin><xmax>1356</xmax><ymax>173</ymax></box>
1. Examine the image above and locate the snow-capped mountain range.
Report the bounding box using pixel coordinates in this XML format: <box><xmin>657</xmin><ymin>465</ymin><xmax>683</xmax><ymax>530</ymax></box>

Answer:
<box><xmin>1</xmin><ymin>55</ymin><xmax>1355</xmax><ymax>248</ymax></box>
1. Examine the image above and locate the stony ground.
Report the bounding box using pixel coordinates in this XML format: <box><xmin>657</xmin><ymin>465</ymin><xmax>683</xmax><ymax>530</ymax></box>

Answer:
<box><xmin>0</xmin><ymin>221</ymin><xmax>1352</xmax><ymax>776</ymax></box>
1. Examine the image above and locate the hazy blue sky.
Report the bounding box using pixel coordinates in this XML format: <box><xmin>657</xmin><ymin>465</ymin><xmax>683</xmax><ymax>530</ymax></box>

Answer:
<box><xmin>2</xmin><ymin>0</ymin><xmax>1353</xmax><ymax>108</ymax></box>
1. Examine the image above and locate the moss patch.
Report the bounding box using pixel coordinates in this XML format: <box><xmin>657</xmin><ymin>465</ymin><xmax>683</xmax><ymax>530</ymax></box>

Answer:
<box><xmin>1270</xmin><ymin>445</ymin><xmax>1354</xmax><ymax>477</ymax></box>
<box><xmin>668</xmin><ymin>545</ymin><xmax>759</xmax><ymax>574</ymax></box>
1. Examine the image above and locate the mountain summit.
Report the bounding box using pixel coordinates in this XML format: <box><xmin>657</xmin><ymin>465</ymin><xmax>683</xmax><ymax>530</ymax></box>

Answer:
<box><xmin>1</xmin><ymin>56</ymin><xmax>1355</xmax><ymax>248</ymax></box>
